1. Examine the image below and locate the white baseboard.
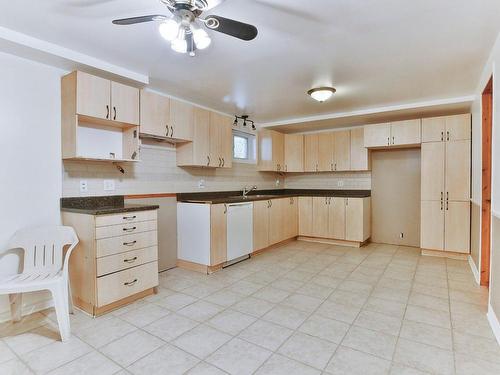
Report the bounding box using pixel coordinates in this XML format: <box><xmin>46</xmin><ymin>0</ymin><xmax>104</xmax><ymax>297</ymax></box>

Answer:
<box><xmin>487</xmin><ymin>304</ymin><xmax>500</xmax><ymax>346</ymax></box>
<box><xmin>0</xmin><ymin>299</ymin><xmax>54</xmax><ymax>324</ymax></box>
<box><xmin>468</xmin><ymin>255</ymin><xmax>480</xmax><ymax>285</ymax></box>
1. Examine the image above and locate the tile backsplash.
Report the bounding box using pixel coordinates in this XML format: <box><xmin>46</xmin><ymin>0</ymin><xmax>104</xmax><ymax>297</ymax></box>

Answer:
<box><xmin>63</xmin><ymin>142</ymin><xmax>371</xmax><ymax>197</ymax></box>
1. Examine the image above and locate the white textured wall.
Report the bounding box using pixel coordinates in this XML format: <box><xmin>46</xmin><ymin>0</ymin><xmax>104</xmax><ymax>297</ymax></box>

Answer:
<box><xmin>0</xmin><ymin>53</ymin><xmax>64</xmax><ymax>320</ymax></box>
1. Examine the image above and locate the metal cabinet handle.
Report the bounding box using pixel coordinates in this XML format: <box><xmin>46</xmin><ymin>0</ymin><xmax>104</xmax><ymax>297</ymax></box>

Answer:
<box><xmin>331</xmin><ymin>163</ymin><xmax>334</xmax><ymax>171</ymax></box>
<box><xmin>335</xmin><ymin>163</ymin><xmax>337</xmax><ymax>171</ymax></box>
<box><xmin>329</xmin><ymin>197</ymin><xmax>332</xmax><ymax>205</ymax></box>
<box><xmin>316</xmin><ymin>164</ymin><xmax>319</xmax><ymax>172</ymax></box>
<box><xmin>325</xmin><ymin>197</ymin><xmax>328</xmax><ymax>205</ymax></box>
<box><xmin>106</xmin><ymin>105</ymin><xmax>110</xmax><ymax>119</ymax></box>
<box><xmin>284</xmin><ymin>164</ymin><xmax>287</xmax><ymax>172</ymax></box>
<box><xmin>166</xmin><ymin>125</ymin><xmax>170</xmax><ymax>137</ymax></box>
<box><xmin>387</xmin><ymin>137</ymin><xmax>390</xmax><ymax>146</ymax></box>
<box><xmin>170</xmin><ymin>126</ymin><xmax>174</xmax><ymax>138</ymax></box>
<box><xmin>124</xmin><ymin>257</ymin><xmax>138</xmax><ymax>263</ymax></box>
<box><xmin>113</xmin><ymin>106</ymin><xmax>117</xmax><ymax>120</ymax></box>
<box><xmin>441</xmin><ymin>131</ymin><xmax>444</xmax><ymax>141</ymax></box>
<box><xmin>124</xmin><ymin>279</ymin><xmax>138</xmax><ymax>286</ymax></box>
<box><xmin>123</xmin><ymin>227</ymin><xmax>137</xmax><ymax>232</ymax></box>
<box><xmin>224</xmin><ymin>204</ymin><xmax>227</xmax><ymax>214</ymax></box>
<box><xmin>277</xmin><ymin>164</ymin><xmax>281</xmax><ymax>172</ymax></box>
<box><xmin>123</xmin><ymin>241</ymin><xmax>137</xmax><ymax>246</ymax></box>
<box><xmin>218</xmin><ymin>157</ymin><xmax>222</xmax><ymax>167</ymax></box>
<box><xmin>392</xmin><ymin>136</ymin><xmax>395</xmax><ymax>145</ymax></box>
<box><xmin>207</xmin><ymin>156</ymin><xmax>211</xmax><ymax>166</ymax></box>
<box><xmin>267</xmin><ymin>200</ymin><xmax>271</xmax><ymax>208</ymax></box>
<box><xmin>447</xmin><ymin>131</ymin><xmax>450</xmax><ymax>141</ymax></box>
<box><xmin>222</xmin><ymin>158</ymin><xmax>225</xmax><ymax>167</ymax></box>
<box><xmin>270</xmin><ymin>200</ymin><xmax>273</xmax><ymax>207</ymax></box>
<box><xmin>123</xmin><ymin>215</ymin><xmax>137</xmax><ymax>220</ymax></box>
<box><xmin>346</xmin><ymin>198</ymin><xmax>349</xmax><ymax>206</ymax></box>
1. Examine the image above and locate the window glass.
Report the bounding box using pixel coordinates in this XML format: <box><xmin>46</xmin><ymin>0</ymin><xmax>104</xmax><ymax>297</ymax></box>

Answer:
<box><xmin>233</xmin><ymin>135</ymin><xmax>248</xmax><ymax>159</ymax></box>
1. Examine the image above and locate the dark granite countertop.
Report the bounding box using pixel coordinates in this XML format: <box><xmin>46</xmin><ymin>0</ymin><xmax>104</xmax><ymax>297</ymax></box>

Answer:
<box><xmin>177</xmin><ymin>189</ymin><xmax>371</xmax><ymax>204</ymax></box>
<box><xmin>61</xmin><ymin>196</ymin><xmax>159</xmax><ymax>215</ymax></box>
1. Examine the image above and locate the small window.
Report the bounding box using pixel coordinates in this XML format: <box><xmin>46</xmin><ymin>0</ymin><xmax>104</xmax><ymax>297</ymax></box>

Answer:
<box><xmin>233</xmin><ymin>131</ymin><xmax>256</xmax><ymax>164</ymax></box>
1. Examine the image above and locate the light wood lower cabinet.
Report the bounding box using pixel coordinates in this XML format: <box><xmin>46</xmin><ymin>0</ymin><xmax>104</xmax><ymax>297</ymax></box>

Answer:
<box><xmin>329</xmin><ymin>197</ymin><xmax>346</xmax><ymax>240</ymax></box>
<box><xmin>62</xmin><ymin>209</ymin><xmax>159</xmax><ymax>316</ymax></box>
<box><xmin>210</xmin><ymin>204</ymin><xmax>228</xmax><ymax>265</ymax></box>
<box><xmin>299</xmin><ymin>197</ymin><xmax>313</xmax><ymax>236</ymax></box>
<box><xmin>345</xmin><ymin>197</ymin><xmax>371</xmax><ymax>242</ymax></box>
<box><xmin>253</xmin><ymin>200</ymin><xmax>271</xmax><ymax>251</ymax></box>
<box><xmin>312</xmin><ymin>197</ymin><xmax>330</xmax><ymax>238</ymax></box>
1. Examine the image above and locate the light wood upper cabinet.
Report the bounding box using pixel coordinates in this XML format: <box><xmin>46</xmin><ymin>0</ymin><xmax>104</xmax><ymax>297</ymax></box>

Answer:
<box><xmin>304</xmin><ymin>134</ymin><xmax>319</xmax><ymax>172</ymax></box>
<box><xmin>421</xmin><ymin>142</ymin><xmax>445</xmax><ymax>201</ymax></box>
<box><xmin>444</xmin><ymin>201</ymin><xmax>470</xmax><ymax>253</ymax></box>
<box><xmin>139</xmin><ymin>90</ymin><xmax>170</xmax><ymax>138</ymax></box>
<box><xmin>210</xmin><ymin>112</ymin><xmax>233</xmax><ymax>169</ymax></box>
<box><xmin>312</xmin><ymin>197</ymin><xmax>329</xmax><ymax>238</ymax></box>
<box><xmin>329</xmin><ymin>197</ymin><xmax>346</xmax><ymax>240</ymax></box>
<box><xmin>169</xmin><ymin>99</ymin><xmax>194</xmax><ymax>141</ymax></box>
<box><xmin>420</xmin><ymin>200</ymin><xmax>445</xmax><ymax>251</ymax></box>
<box><xmin>258</xmin><ymin>129</ymin><xmax>284</xmax><ymax>172</ymax></box>
<box><xmin>333</xmin><ymin>131</ymin><xmax>351</xmax><ymax>171</ymax></box>
<box><xmin>284</xmin><ymin>134</ymin><xmax>304</xmax><ymax>172</ymax></box>
<box><xmin>422</xmin><ymin>114</ymin><xmax>471</xmax><ymax>143</ymax></box>
<box><xmin>253</xmin><ymin>200</ymin><xmax>270</xmax><ymax>251</ymax></box>
<box><xmin>364</xmin><ymin>123</ymin><xmax>391</xmax><ymax>148</ymax></box>
<box><xmin>298</xmin><ymin>197</ymin><xmax>313</xmax><ymax>236</ymax></box>
<box><xmin>422</xmin><ymin>117</ymin><xmax>446</xmax><ymax>143</ymax></box>
<box><xmin>210</xmin><ymin>204</ymin><xmax>227</xmax><ymax>266</ymax></box>
<box><xmin>75</xmin><ymin>71</ymin><xmax>111</xmax><ymax>120</ymax></box>
<box><xmin>111</xmin><ymin>82</ymin><xmax>140</xmax><ymax>125</ymax></box>
<box><xmin>390</xmin><ymin>119</ymin><xmax>421</xmax><ymax>146</ymax></box>
<box><xmin>445</xmin><ymin>140</ymin><xmax>470</xmax><ymax>201</ymax></box>
<box><xmin>318</xmin><ymin>133</ymin><xmax>334</xmax><ymax>172</ymax></box>
<box><xmin>350</xmin><ymin>128</ymin><xmax>370</xmax><ymax>171</ymax></box>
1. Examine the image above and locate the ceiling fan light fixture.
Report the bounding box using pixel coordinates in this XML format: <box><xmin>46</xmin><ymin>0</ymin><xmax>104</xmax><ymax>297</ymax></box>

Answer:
<box><xmin>171</xmin><ymin>27</ymin><xmax>188</xmax><ymax>53</ymax></box>
<box><xmin>159</xmin><ymin>18</ymin><xmax>180</xmax><ymax>41</ymax></box>
<box><xmin>307</xmin><ymin>87</ymin><xmax>337</xmax><ymax>102</ymax></box>
<box><xmin>192</xmin><ymin>27</ymin><xmax>211</xmax><ymax>49</ymax></box>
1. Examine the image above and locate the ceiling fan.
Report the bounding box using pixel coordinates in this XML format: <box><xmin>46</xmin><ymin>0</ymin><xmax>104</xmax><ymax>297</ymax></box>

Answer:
<box><xmin>112</xmin><ymin>0</ymin><xmax>258</xmax><ymax>56</ymax></box>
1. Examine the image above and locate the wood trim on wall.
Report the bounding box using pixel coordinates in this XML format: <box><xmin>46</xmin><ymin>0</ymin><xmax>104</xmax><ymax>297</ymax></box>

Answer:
<box><xmin>481</xmin><ymin>77</ymin><xmax>493</xmax><ymax>287</ymax></box>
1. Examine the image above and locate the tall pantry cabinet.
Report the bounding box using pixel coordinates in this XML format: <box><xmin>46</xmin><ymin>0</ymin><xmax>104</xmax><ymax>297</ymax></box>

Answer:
<box><xmin>420</xmin><ymin>114</ymin><xmax>471</xmax><ymax>254</ymax></box>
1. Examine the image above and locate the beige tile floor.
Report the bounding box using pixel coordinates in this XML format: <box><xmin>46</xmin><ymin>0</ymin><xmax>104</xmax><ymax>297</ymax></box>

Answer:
<box><xmin>1</xmin><ymin>241</ymin><xmax>499</xmax><ymax>375</ymax></box>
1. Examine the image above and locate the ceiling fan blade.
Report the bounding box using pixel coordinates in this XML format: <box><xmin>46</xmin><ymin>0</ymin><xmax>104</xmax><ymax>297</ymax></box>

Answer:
<box><xmin>204</xmin><ymin>15</ymin><xmax>258</xmax><ymax>41</ymax></box>
<box><xmin>112</xmin><ymin>15</ymin><xmax>168</xmax><ymax>25</ymax></box>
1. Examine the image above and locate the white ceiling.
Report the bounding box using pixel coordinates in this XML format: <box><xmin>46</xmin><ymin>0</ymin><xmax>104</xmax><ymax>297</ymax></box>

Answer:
<box><xmin>0</xmin><ymin>0</ymin><xmax>499</xmax><ymax>126</ymax></box>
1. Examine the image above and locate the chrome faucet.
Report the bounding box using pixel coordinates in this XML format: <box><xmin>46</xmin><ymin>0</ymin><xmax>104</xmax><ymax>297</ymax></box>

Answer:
<box><xmin>243</xmin><ymin>185</ymin><xmax>258</xmax><ymax>198</ymax></box>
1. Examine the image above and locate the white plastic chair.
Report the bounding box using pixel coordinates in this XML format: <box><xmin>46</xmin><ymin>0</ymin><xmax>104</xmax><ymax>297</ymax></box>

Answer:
<box><xmin>0</xmin><ymin>226</ymin><xmax>79</xmax><ymax>341</ymax></box>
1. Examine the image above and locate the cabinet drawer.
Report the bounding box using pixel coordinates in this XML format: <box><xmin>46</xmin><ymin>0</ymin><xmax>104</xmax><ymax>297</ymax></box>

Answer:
<box><xmin>97</xmin><ymin>261</ymin><xmax>159</xmax><ymax>307</ymax></box>
<box><xmin>97</xmin><ymin>231</ymin><xmax>158</xmax><ymax>258</ymax></box>
<box><xmin>96</xmin><ymin>210</ymin><xmax>157</xmax><ymax>227</ymax></box>
<box><xmin>96</xmin><ymin>220</ymin><xmax>157</xmax><ymax>240</ymax></box>
<box><xmin>97</xmin><ymin>246</ymin><xmax>158</xmax><ymax>277</ymax></box>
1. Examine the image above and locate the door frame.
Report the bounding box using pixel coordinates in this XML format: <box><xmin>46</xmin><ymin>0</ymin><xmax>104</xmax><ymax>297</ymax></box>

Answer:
<box><xmin>481</xmin><ymin>77</ymin><xmax>493</xmax><ymax>286</ymax></box>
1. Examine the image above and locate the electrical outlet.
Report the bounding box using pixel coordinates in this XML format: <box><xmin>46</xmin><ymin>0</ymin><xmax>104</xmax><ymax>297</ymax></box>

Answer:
<box><xmin>198</xmin><ymin>179</ymin><xmax>206</xmax><ymax>189</ymax></box>
<box><xmin>337</xmin><ymin>180</ymin><xmax>344</xmax><ymax>187</ymax></box>
<box><xmin>79</xmin><ymin>180</ymin><xmax>88</xmax><ymax>193</ymax></box>
<box><xmin>275</xmin><ymin>179</ymin><xmax>281</xmax><ymax>187</ymax></box>
<box><xmin>400</xmin><ymin>232</ymin><xmax>404</xmax><ymax>239</ymax></box>
<box><xmin>103</xmin><ymin>180</ymin><xmax>115</xmax><ymax>191</ymax></box>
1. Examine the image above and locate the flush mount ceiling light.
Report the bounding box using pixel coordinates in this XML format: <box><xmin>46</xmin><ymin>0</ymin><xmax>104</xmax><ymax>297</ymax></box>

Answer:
<box><xmin>112</xmin><ymin>0</ymin><xmax>258</xmax><ymax>57</ymax></box>
<box><xmin>307</xmin><ymin>87</ymin><xmax>337</xmax><ymax>102</ymax></box>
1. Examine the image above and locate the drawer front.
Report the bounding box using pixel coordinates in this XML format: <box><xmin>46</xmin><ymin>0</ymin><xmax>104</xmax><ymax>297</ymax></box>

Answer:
<box><xmin>97</xmin><ymin>261</ymin><xmax>159</xmax><ymax>307</ymax></box>
<box><xmin>96</xmin><ymin>210</ymin><xmax>157</xmax><ymax>227</ymax></box>
<box><xmin>97</xmin><ymin>246</ymin><xmax>158</xmax><ymax>277</ymax></box>
<box><xmin>97</xmin><ymin>231</ymin><xmax>158</xmax><ymax>258</ymax></box>
<box><xmin>96</xmin><ymin>220</ymin><xmax>157</xmax><ymax>240</ymax></box>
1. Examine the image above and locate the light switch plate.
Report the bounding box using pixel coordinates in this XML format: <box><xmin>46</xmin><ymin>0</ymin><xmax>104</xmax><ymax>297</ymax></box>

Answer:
<box><xmin>198</xmin><ymin>179</ymin><xmax>206</xmax><ymax>189</ymax></box>
<box><xmin>275</xmin><ymin>179</ymin><xmax>280</xmax><ymax>187</ymax></box>
<box><xmin>103</xmin><ymin>179</ymin><xmax>115</xmax><ymax>191</ymax></box>
<box><xmin>79</xmin><ymin>180</ymin><xmax>88</xmax><ymax>193</ymax></box>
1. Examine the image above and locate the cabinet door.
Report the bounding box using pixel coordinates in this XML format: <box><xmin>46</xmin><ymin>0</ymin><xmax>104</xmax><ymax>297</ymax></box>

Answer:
<box><xmin>421</xmin><ymin>142</ymin><xmax>445</xmax><ymax>201</ymax></box>
<box><xmin>391</xmin><ymin>119</ymin><xmax>421</xmax><ymax>146</ymax></box>
<box><xmin>345</xmin><ymin>198</ymin><xmax>364</xmax><ymax>241</ymax></box>
<box><xmin>140</xmin><ymin>90</ymin><xmax>170</xmax><ymax>137</ymax></box>
<box><xmin>169</xmin><ymin>99</ymin><xmax>194</xmax><ymax>141</ymax></box>
<box><xmin>328</xmin><ymin>197</ymin><xmax>346</xmax><ymax>240</ymax></box>
<box><xmin>210</xmin><ymin>204</ymin><xmax>227</xmax><ymax>266</ymax></box>
<box><xmin>420</xmin><ymin>201</ymin><xmax>444</xmax><ymax>251</ymax></box>
<box><xmin>269</xmin><ymin>199</ymin><xmax>284</xmax><ymax>245</ymax></box>
<box><xmin>445</xmin><ymin>201</ymin><xmax>470</xmax><ymax>253</ymax></box>
<box><xmin>76</xmin><ymin>71</ymin><xmax>111</xmax><ymax>120</ymax></box>
<box><xmin>111</xmin><ymin>82</ymin><xmax>140</xmax><ymax>125</ymax></box>
<box><xmin>253</xmin><ymin>200</ymin><xmax>270</xmax><ymax>251</ymax></box>
<box><xmin>298</xmin><ymin>197</ymin><xmax>313</xmax><ymax>236</ymax></box>
<box><xmin>422</xmin><ymin>117</ymin><xmax>445</xmax><ymax>143</ymax></box>
<box><xmin>192</xmin><ymin>108</ymin><xmax>211</xmax><ymax>166</ymax></box>
<box><xmin>312</xmin><ymin>197</ymin><xmax>329</xmax><ymax>238</ymax></box>
<box><xmin>446</xmin><ymin>114</ymin><xmax>471</xmax><ymax>141</ymax></box>
<box><xmin>304</xmin><ymin>134</ymin><xmax>319</xmax><ymax>172</ymax></box>
<box><xmin>333</xmin><ymin>131</ymin><xmax>351</xmax><ymax>171</ymax></box>
<box><xmin>364</xmin><ymin>123</ymin><xmax>391</xmax><ymax>148</ymax></box>
<box><xmin>216</xmin><ymin>113</ymin><xmax>233</xmax><ymax>169</ymax></box>
<box><xmin>288</xmin><ymin>197</ymin><xmax>299</xmax><ymax>238</ymax></box>
<box><xmin>318</xmin><ymin>133</ymin><xmax>334</xmax><ymax>171</ymax></box>
<box><xmin>445</xmin><ymin>140</ymin><xmax>470</xmax><ymax>201</ymax></box>
<box><xmin>284</xmin><ymin>134</ymin><xmax>304</xmax><ymax>172</ymax></box>
<box><xmin>350</xmin><ymin>128</ymin><xmax>370</xmax><ymax>171</ymax></box>
<box><xmin>258</xmin><ymin>130</ymin><xmax>283</xmax><ymax>172</ymax></box>
<box><xmin>272</xmin><ymin>131</ymin><xmax>285</xmax><ymax>172</ymax></box>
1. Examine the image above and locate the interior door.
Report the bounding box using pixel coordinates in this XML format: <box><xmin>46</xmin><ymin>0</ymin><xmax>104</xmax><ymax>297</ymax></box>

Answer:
<box><xmin>312</xmin><ymin>197</ymin><xmax>329</xmax><ymax>238</ymax></box>
<box><xmin>304</xmin><ymin>134</ymin><xmax>319</xmax><ymax>172</ymax></box>
<box><xmin>445</xmin><ymin>140</ymin><xmax>471</xmax><ymax>201</ymax></box>
<box><xmin>334</xmin><ymin>131</ymin><xmax>351</xmax><ymax>171</ymax></box>
<box><xmin>284</xmin><ymin>134</ymin><xmax>304</xmax><ymax>172</ymax></box>
<box><xmin>318</xmin><ymin>133</ymin><xmax>334</xmax><ymax>171</ymax></box>
<box><xmin>445</xmin><ymin>201</ymin><xmax>470</xmax><ymax>253</ymax></box>
<box><xmin>140</xmin><ymin>90</ymin><xmax>170</xmax><ymax>137</ymax></box>
<box><xmin>329</xmin><ymin>197</ymin><xmax>346</xmax><ymax>240</ymax></box>
<box><xmin>420</xmin><ymin>200</ymin><xmax>445</xmax><ymax>251</ymax></box>
<box><xmin>76</xmin><ymin>71</ymin><xmax>111</xmax><ymax>120</ymax></box>
<box><xmin>253</xmin><ymin>200</ymin><xmax>270</xmax><ymax>251</ymax></box>
<box><xmin>298</xmin><ymin>197</ymin><xmax>313</xmax><ymax>236</ymax></box>
<box><xmin>421</xmin><ymin>142</ymin><xmax>445</xmax><ymax>201</ymax></box>
<box><xmin>364</xmin><ymin>123</ymin><xmax>391</xmax><ymax>148</ymax></box>
<box><xmin>111</xmin><ymin>81</ymin><xmax>140</xmax><ymax>125</ymax></box>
